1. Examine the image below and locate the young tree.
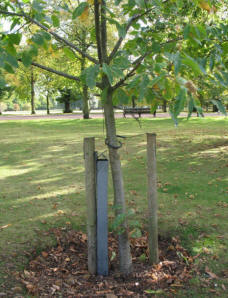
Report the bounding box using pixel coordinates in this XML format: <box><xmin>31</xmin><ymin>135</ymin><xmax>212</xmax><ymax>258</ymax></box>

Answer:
<box><xmin>0</xmin><ymin>0</ymin><xmax>227</xmax><ymax>274</ymax></box>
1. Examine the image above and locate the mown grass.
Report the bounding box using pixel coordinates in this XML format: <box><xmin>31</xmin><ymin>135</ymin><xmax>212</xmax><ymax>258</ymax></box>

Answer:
<box><xmin>0</xmin><ymin>117</ymin><xmax>227</xmax><ymax>296</ymax></box>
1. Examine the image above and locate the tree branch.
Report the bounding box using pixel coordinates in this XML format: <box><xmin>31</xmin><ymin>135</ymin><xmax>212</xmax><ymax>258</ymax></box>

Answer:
<box><xmin>0</xmin><ymin>9</ymin><xmax>99</xmax><ymax>64</ymax></box>
<box><xmin>94</xmin><ymin>0</ymin><xmax>103</xmax><ymax>64</ymax></box>
<box><xmin>101</xmin><ymin>0</ymin><xmax>107</xmax><ymax>62</ymax></box>
<box><xmin>112</xmin><ymin>53</ymin><xmax>147</xmax><ymax>90</ymax></box>
<box><xmin>18</xmin><ymin>59</ymin><xmax>81</xmax><ymax>82</ymax></box>
<box><xmin>112</xmin><ymin>37</ymin><xmax>182</xmax><ymax>90</ymax></box>
<box><xmin>108</xmin><ymin>9</ymin><xmax>152</xmax><ymax>63</ymax></box>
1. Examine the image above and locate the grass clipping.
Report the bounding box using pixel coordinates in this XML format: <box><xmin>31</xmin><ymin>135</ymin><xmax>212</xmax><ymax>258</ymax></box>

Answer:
<box><xmin>19</xmin><ymin>228</ymin><xmax>193</xmax><ymax>296</ymax></box>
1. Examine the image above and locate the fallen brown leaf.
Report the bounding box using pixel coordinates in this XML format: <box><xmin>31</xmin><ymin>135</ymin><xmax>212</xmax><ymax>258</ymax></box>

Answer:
<box><xmin>205</xmin><ymin>266</ymin><xmax>219</xmax><ymax>279</ymax></box>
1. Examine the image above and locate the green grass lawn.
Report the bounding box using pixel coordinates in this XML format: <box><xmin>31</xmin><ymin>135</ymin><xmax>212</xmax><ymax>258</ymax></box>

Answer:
<box><xmin>0</xmin><ymin>117</ymin><xmax>227</xmax><ymax>296</ymax></box>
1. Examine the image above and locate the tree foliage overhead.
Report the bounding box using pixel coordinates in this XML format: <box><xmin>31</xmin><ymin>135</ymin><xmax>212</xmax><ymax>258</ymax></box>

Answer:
<box><xmin>0</xmin><ymin>0</ymin><xmax>227</xmax><ymax>117</ymax></box>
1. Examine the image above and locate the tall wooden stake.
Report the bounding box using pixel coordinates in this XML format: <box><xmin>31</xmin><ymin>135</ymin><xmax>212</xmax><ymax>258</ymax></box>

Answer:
<box><xmin>84</xmin><ymin>137</ymin><xmax>97</xmax><ymax>274</ymax></box>
<box><xmin>147</xmin><ymin>133</ymin><xmax>159</xmax><ymax>264</ymax></box>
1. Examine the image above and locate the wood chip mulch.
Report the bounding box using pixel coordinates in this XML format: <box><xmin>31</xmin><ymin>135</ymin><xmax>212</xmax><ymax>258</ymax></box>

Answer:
<box><xmin>19</xmin><ymin>228</ymin><xmax>193</xmax><ymax>297</ymax></box>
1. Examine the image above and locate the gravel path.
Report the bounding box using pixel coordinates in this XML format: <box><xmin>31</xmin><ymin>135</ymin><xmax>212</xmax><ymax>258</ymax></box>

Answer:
<box><xmin>0</xmin><ymin>112</ymin><xmax>224</xmax><ymax>121</ymax></box>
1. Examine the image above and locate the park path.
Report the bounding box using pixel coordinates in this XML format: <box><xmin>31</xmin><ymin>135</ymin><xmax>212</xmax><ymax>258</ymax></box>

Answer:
<box><xmin>0</xmin><ymin>112</ymin><xmax>223</xmax><ymax>121</ymax></box>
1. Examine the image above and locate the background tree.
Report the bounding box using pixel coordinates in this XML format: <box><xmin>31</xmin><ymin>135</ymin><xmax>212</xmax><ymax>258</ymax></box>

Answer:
<box><xmin>56</xmin><ymin>87</ymin><xmax>81</xmax><ymax>113</ymax></box>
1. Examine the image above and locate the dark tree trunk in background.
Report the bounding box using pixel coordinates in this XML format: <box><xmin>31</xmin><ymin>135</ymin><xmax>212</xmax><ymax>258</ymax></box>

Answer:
<box><xmin>162</xmin><ymin>99</ymin><xmax>167</xmax><ymax>112</ymax></box>
<box><xmin>31</xmin><ymin>67</ymin><xmax>35</xmax><ymax>114</ymax></box>
<box><xmin>132</xmin><ymin>96</ymin><xmax>136</xmax><ymax>108</ymax></box>
<box><xmin>81</xmin><ymin>32</ymin><xmax>90</xmax><ymax>119</ymax></box>
<box><xmin>63</xmin><ymin>100</ymin><xmax>71</xmax><ymax>113</ymax></box>
<box><xmin>46</xmin><ymin>91</ymin><xmax>50</xmax><ymax>114</ymax></box>
<box><xmin>83</xmin><ymin>85</ymin><xmax>90</xmax><ymax>119</ymax></box>
<box><xmin>213</xmin><ymin>104</ymin><xmax>218</xmax><ymax>112</ymax></box>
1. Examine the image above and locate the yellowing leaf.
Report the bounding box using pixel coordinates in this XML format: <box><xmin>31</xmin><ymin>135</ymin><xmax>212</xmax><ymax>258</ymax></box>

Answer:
<box><xmin>79</xmin><ymin>6</ymin><xmax>89</xmax><ymax>23</ymax></box>
<box><xmin>199</xmin><ymin>1</ymin><xmax>211</xmax><ymax>12</ymax></box>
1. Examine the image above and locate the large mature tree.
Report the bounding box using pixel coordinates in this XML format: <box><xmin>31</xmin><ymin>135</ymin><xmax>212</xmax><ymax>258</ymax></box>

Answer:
<box><xmin>0</xmin><ymin>0</ymin><xmax>227</xmax><ymax>274</ymax></box>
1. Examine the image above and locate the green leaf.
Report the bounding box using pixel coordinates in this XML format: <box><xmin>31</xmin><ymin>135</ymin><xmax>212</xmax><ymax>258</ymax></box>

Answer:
<box><xmin>182</xmin><ymin>56</ymin><xmax>205</xmax><ymax>75</ymax></box>
<box><xmin>0</xmin><ymin>76</ymin><xmax>6</xmax><ymax>88</ymax></box>
<box><xmin>183</xmin><ymin>24</ymin><xmax>190</xmax><ymax>39</ymax></box>
<box><xmin>111</xmin><ymin>65</ymin><xmax>124</xmax><ymax>79</ymax></box>
<box><xmin>116</xmin><ymin>24</ymin><xmax>126</xmax><ymax>38</ymax></box>
<box><xmin>149</xmin><ymin>75</ymin><xmax>164</xmax><ymax>88</ymax></box>
<box><xmin>209</xmin><ymin>54</ymin><xmax>215</xmax><ymax>71</ymax></box>
<box><xmin>113</xmin><ymin>56</ymin><xmax>131</xmax><ymax>70</ymax></box>
<box><xmin>211</xmin><ymin>100</ymin><xmax>227</xmax><ymax>116</ymax></box>
<box><xmin>10</xmin><ymin>19</ymin><xmax>20</xmax><ymax>31</ymax></box>
<box><xmin>102</xmin><ymin>63</ymin><xmax>113</xmax><ymax>84</ymax></box>
<box><xmin>4</xmin><ymin>63</ymin><xmax>14</xmax><ymax>74</ymax></box>
<box><xmin>187</xmin><ymin>94</ymin><xmax>194</xmax><ymax>119</ymax></box>
<box><xmin>221</xmin><ymin>71</ymin><xmax>228</xmax><ymax>85</ymax></box>
<box><xmin>113</xmin><ymin>88</ymin><xmax>129</xmax><ymax>105</ymax></box>
<box><xmin>174</xmin><ymin>52</ymin><xmax>181</xmax><ymax>76</ymax></box>
<box><xmin>139</xmin><ymin>75</ymin><xmax>149</xmax><ymax>101</ymax></box>
<box><xmin>5</xmin><ymin>54</ymin><xmax>18</xmax><ymax>68</ymax></box>
<box><xmin>63</xmin><ymin>47</ymin><xmax>75</xmax><ymax>60</ymax></box>
<box><xmin>135</xmin><ymin>0</ymin><xmax>146</xmax><ymax>8</ymax></box>
<box><xmin>145</xmin><ymin>89</ymin><xmax>156</xmax><ymax>104</ymax></box>
<box><xmin>174</xmin><ymin>87</ymin><xmax>187</xmax><ymax>118</ymax></box>
<box><xmin>85</xmin><ymin>65</ymin><xmax>100</xmax><ymax>89</ymax></box>
<box><xmin>32</xmin><ymin>0</ymin><xmax>44</xmax><ymax>12</ymax></box>
<box><xmin>51</xmin><ymin>15</ymin><xmax>60</xmax><ymax>27</ymax></box>
<box><xmin>72</xmin><ymin>2</ymin><xmax>88</xmax><ymax>19</ymax></box>
<box><xmin>214</xmin><ymin>73</ymin><xmax>227</xmax><ymax>87</ymax></box>
<box><xmin>29</xmin><ymin>45</ymin><xmax>38</xmax><ymax>57</ymax></box>
<box><xmin>150</xmin><ymin>97</ymin><xmax>158</xmax><ymax>112</ymax></box>
<box><xmin>41</xmin><ymin>31</ymin><xmax>51</xmax><ymax>41</ymax></box>
<box><xmin>6</xmin><ymin>43</ymin><xmax>17</xmax><ymax>56</ymax></box>
<box><xmin>31</xmin><ymin>33</ymin><xmax>44</xmax><ymax>45</ymax></box>
<box><xmin>22</xmin><ymin>51</ymin><xmax>32</xmax><ymax>67</ymax></box>
<box><xmin>151</xmin><ymin>42</ymin><xmax>161</xmax><ymax>53</ymax></box>
<box><xmin>8</xmin><ymin>33</ymin><xmax>22</xmax><ymax>45</ymax></box>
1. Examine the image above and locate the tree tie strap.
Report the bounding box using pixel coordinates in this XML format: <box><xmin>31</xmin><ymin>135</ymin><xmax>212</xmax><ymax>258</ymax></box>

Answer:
<box><xmin>105</xmin><ymin>138</ymin><xmax>123</xmax><ymax>149</ymax></box>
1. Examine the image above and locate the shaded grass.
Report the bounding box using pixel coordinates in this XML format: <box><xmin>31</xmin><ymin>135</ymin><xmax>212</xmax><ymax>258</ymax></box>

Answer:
<box><xmin>0</xmin><ymin>117</ymin><xmax>227</xmax><ymax>296</ymax></box>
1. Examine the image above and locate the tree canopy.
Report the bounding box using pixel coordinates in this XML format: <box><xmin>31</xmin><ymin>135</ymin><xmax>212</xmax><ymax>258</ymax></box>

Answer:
<box><xmin>0</xmin><ymin>0</ymin><xmax>227</xmax><ymax>274</ymax></box>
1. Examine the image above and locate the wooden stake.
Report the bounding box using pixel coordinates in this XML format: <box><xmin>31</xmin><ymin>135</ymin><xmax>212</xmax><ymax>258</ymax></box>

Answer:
<box><xmin>84</xmin><ymin>137</ymin><xmax>97</xmax><ymax>274</ymax></box>
<box><xmin>147</xmin><ymin>133</ymin><xmax>159</xmax><ymax>264</ymax></box>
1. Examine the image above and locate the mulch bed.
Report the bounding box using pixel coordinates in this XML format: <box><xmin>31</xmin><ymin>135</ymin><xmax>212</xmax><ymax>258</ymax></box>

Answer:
<box><xmin>19</xmin><ymin>228</ymin><xmax>193</xmax><ymax>297</ymax></box>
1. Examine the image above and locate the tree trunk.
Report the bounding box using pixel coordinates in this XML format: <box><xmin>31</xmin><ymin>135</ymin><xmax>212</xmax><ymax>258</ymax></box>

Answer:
<box><xmin>83</xmin><ymin>85</ymin><xmax>90</xmax><ymax>119</ymax></box>
<box><xmin>81</xmin><ymin>45</ymin><xmax>90</xmax><ymax>119</ymax></box>
<box><xmin>46</xmin><ymin>91</ymin><xmax>50</xmax><ymax>114</ymax></box>
<box><xmin>132</xmin><ymin>96</ymin><xmax>136</xmax><ymax>108</ymax></box>
<box><xmin>213</xmin><ymin>104</ymin><xmax>218</xmax><ymax>112</ymax></box>
<box><xmin>31</xmin><ymin>67</ymin><xmax>35</xmax><ymax>115</ymax></box>
<box><xmin>103</xmin><ymin>89</ymin><xmax>132</xmax><ymax>275</ymax></box>
<box><xmin>162</xmin><ymin>99</ymin><xmax>167</xmax><ymax>112</ymax></box>
<box><xmin>64</xmin><ymin>100</ymin><xmax>71</xmax><ymax>113</ymax></box>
